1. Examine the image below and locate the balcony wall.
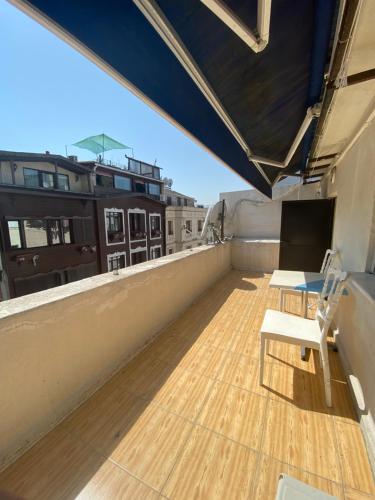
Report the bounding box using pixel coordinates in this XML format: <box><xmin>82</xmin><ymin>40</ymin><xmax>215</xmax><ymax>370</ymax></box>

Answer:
<box><xmin>0</xmin><ymin>243</ymin><xmax>231</xmax><ymax>471</ymax></box>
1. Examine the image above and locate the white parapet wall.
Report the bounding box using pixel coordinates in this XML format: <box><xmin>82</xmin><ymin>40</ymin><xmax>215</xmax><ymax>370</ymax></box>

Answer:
<box><xmin>231</xmin><ymin>238</ymin><xmax>280</xmax><ymax>273</ymax></box>
<box><xmin>0</xmin><ymin>243</ymin><xmax>231</xmax><ymax>471</ymax></box>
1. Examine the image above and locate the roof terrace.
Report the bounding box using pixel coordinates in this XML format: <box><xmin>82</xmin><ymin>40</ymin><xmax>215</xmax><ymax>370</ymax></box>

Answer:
<box><xmin>0</xmin><ymin>246</ymin><xmax>373</xmax><ymax>499</ymax></box>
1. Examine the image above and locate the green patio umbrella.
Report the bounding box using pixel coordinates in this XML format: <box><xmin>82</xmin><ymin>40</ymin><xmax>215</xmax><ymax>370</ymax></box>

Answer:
<box><xmin>73</xmin><ymin>133</ymin><xmax>131</xmax><ymax>160</ymax></box>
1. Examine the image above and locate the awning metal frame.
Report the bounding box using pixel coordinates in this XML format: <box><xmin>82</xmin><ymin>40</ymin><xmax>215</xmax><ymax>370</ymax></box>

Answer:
<box><xmin>133</xmin><ymin>0</ymin><xmax>272</xmax><ymax>186</ymax></box>
<box><xmin>200</xmin><ymin>0</ymin><xmax>271</xmax><ymax>53</ymax></box>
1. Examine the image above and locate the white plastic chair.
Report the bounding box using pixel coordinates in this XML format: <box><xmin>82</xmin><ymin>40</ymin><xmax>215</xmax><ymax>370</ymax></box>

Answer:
<box><xmin>260</xmin><ymin>268</ymin><xmax>347</xmax><ymax>407</ymax></box>
<box><xmin>280</xmin><ymin>249</ymin><xmax>337</xmax><ymax>313</ymax></box>
<box><xmin>275</xmin><ymin>473</ymin><xmax>339</xmax><ymax>499</ymax></box>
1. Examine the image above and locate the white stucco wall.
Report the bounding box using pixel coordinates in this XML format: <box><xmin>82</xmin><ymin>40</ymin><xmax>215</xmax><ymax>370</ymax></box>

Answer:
<box><xmin>322</xmin><ymin>119</ymin><xmax>375</xmax><ymax>272</ymax></box>
<box><xmin>220</xmin><ymin>183</ymin><xmax>319</xmax><ymax>239</ymax></box>
<box><xmin>320</xmin><ymin>119</ymin><xmax>375</xmax><ymax>469</ymax></box>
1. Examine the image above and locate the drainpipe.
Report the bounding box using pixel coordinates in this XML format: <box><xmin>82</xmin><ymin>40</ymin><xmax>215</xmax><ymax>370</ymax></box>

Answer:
<box><xmin>89</xmin><ymin>164</ymin><xmax>99</xmax><ymax>193</ymax></box>
<box><xmin>200</xmin><ymin>0</ymin><xmax>271</xmax><ymax>53</ymax></box>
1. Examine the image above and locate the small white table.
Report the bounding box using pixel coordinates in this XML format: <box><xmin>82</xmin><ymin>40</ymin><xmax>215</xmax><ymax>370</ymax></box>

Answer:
<box><xmin>269</xmin><ymin>270</ymin><xmax>324</xmax><ymax>359</ymax></box>
<box><xmin>270</xmin><ymin>270</ymin><xmax>323</xmax><ymax>315</ymax></box>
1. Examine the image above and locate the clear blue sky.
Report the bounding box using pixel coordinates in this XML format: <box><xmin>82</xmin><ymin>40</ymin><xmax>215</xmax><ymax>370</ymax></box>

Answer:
<box><xmin>0</xmin><ymin>0</ymin><xmax>252</xmax><ymax>205</ymax></box>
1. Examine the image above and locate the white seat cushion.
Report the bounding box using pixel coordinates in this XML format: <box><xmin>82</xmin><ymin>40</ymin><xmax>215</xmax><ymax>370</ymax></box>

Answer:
<box><xmin>260</xmin><ymin>309</ymin><xmax>321</xmax><ymax>347</ymax></box>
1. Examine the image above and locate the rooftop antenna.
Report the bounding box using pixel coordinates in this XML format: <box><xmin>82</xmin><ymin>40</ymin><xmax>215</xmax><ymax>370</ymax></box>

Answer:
<box><xmin>154</xmin><ymin>158</ymin><xmax>157</xmax><ymax>165</ymax></box>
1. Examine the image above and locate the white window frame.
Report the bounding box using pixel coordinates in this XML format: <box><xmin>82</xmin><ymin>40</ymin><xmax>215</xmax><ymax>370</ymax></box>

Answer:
<box><xmin>149</xmin><ymin>212</ymin><xmax>162</xmax><ymax>240</ymax></box>
<box><xmin>107</xmin><ymin>251</ymin><xmax>127</xmax><ymax>272</ymax></box>
<box><xmin>104</xmin><ymin>208</ymin><xmax>125</xmax><ymax>246</ymax></box>
<box><xmin>128</xmin><ymin>208</ymin><xmax>147</xmax><ymax>244</ymax></box>
<box><xmin>150</xmin><ymin>244</ymin><xmax>162</xmax><ymax>260</ymax></box>
<box><xmin>130</xmin><ymin>245</ymin><xmax>148</xmax><ymax>265</ymax></box>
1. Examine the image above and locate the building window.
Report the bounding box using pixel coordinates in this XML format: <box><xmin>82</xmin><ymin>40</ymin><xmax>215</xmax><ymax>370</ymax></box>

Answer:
<box><xmin>24</xmin><ymin>219</ymin><xmax>48</xmax><ymax>248</ymax></box>
<box><xmin>128</xmin><ymin>158</ymin><xmax>141</xmax><ymax>174</ymax></box>
<box><xmin>168</xmin><ymin>220</ymin><xmax>174</xmax><ymax>235</ymax></box>
<box><xmin>57</xmin><ymin>174</ymin><xmax>69</xmax><ymax>191</ymax></box>
<box><xmin>177</xmin><ymin>197</ymin><xmax>182</xmax><ymax>206</ymax></box>
<box><xmin>150</xmin><ymin>214</ymin><xmax>161</xmax><ymax>238</ymax></box>
<box><xmin>168</xmin><ymin>248</ymin><xmax>173</xmax><ymax>255</ymax></box>
<box><xmin>134</xmin><ymin>181</ymin><xmax>146</xmax><ymax>193</ymax></box>
<box><xmin>107</xmin><ymin>252</ymin><xmax>126</xmax><ymax>272</ymax></box>
<box><xmin>105</xmin><ymin>209</ymin><xmax>125</xmax><ymax>245</ymax></box>
<box><xmin>148</xmin><ymin>183</ymin><xmax>161</xmax><ymax>197</ymax></box>
<box><xmin>167</xmin><ymin>196</ymin><xmax>172</xmax><ymax>205</ymax></box>
<box><xmin>131</xmin><ymin>249</ymin><xmax>147</xmax><ymax>265</ymax></box>
<box><xmin>184</xmin><ymin>198</ymin><xmax>188</xmax><ymax>206</ymax></box>
<box><xmin>198</xmin><ymin>219</ymin><xmax>203</xmax><ymax>232</ymax></box>
<box><xmin>62</xmin><ymin>219</ymin><xmax>72</xmax><ymax>244</ymax></box>
<box><xmin>185</xmin><ymin>220</ymin><xmax>192</xmax><ymax>232</ymax></box>
<box><xmin>150</xmin><ymin>246</ymin><xmax>162</xmax><ymax>260</ymax></box>
<box><xmin>23</xmin><ymin>167</ymin><xmax>71</xmax><ymax>191</ymax></box>
<box><xmin>7</xmin><ymin>218</ymin><xmax>74</xmax><ymax>250</ymax></box>
<box><xmin>7</xmin><ymin>221</ymin><xmax>22</xmax><ymax>249</ymax></box>
<box><xmin>96</xmin><ymin>174</ymin><xmax>113</xmax><ymax>188</ymax></box>
<box><xmin>114</xmin><ymin>175</ymin><xmax>132</xmax><ymax>191</ymax></box>
<box><xmin>129</xmin><ymin>210</ymin><xmax>146</xmax><ymax>240</ymax></box>
<box><xmin>23</xmin><ymin>168</ymin><xmax>40</xmax><ymax>188</ymax></box>
<box><xmin>48</xmin><ymin>220</ymin><xmax>62</xmax><ymax>245</ymax></box>
<box><xmin>141</xmin><ymin>163</ymin><xmax>153</xmax><ymax>177</ymax></box>
<box><xmin>42</xmin><ymin>172</ymin><xmax>55</xmax><ymax>189</ymax></box>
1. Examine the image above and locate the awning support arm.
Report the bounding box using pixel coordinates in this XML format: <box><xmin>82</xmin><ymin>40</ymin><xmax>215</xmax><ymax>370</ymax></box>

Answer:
<box><xmin>248</xmin><ymin>104</ymin><xmax>321</xmax><ymax>168</ymax></box>
<box><xmin>200</xmin><ymin>0</ymin><xmax>271</xmax><ymax>53</ymax></box>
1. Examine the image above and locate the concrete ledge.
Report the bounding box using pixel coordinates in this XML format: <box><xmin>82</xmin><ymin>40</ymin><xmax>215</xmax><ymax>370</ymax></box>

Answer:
<box><xmin>0</xmin><ymin>243</ymin><xmax>231</xmax><ymax>470</ymax></box>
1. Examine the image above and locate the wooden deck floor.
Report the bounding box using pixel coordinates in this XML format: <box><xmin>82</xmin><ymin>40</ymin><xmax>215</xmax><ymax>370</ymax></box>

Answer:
<box><xmin>0</xmin><ymin>271</ymin><xmax>374</xmax><ymax>499</ymax></box>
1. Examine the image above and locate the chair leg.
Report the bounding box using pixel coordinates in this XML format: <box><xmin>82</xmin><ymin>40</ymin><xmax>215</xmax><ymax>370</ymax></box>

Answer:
<box><xmin>260</xmin><ymin>335</ymin><xmax>265</xmax><ymax>385</ymax></box>
<box><xmin>300</xmin><ymin>291</ymin><xmax>307</xmax><ymax>317</ymax></box>
<box><xmin>321</xmin><ymin>343</ymin><xmax>332</xmax><ymax>407</ymax></box>
<box><xmin>279</xmin><ymin>289</ymin><xmax>283</xmax><ymax>311</ymax></box>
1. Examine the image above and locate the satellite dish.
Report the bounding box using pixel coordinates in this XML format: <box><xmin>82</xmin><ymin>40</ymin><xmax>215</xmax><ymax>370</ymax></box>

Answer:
<box><xmin>163</xmin><ymin>177</ymin><xmax>173</xmax><ymax>188</ymax></box>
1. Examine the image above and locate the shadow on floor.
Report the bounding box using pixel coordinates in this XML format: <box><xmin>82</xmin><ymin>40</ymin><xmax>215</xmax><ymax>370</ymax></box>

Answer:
<box><xmin>0</xmin><ymin>270</ymin><xmax>358</xmax><ymax>499</ymax></box>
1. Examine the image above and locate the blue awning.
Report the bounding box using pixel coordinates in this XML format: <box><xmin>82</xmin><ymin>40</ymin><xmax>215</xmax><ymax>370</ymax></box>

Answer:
<box><xmin>15</xmin><ymin>0</ymin><xmax>337</xmax><ymax>197</ymax></box>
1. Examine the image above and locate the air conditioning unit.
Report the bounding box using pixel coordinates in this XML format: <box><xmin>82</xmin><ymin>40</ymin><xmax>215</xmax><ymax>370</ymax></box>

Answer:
<box><xmin>68</xmin><ymin>155</ymin><xmax>78</xmax><ymax>162</ymax></box>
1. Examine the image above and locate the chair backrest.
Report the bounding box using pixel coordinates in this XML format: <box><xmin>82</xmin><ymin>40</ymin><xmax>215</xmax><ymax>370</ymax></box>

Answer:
<box><xmin>320</xmin><ymin>249</ymin><xmax>337</xmax><ymax>276</ymax></box>
<box><xmin>316</xmin><ymin>268</ymin><xmax>347</xmax><ymax>341</ymax></box>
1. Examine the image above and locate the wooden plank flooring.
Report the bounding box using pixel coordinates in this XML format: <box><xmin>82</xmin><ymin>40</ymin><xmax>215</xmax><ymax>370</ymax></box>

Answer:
<box><xmin>0</xmin><ymin>271</ymin><xmax>374</xmax><ymax>499</ymax></box>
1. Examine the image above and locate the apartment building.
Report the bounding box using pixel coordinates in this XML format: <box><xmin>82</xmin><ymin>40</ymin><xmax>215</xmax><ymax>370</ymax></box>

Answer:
<box><xmin>164</xmin><ymin>188</ymin><xmax>207</xmax><ymax>254</ymax></box>
<box><xmin>0</xmin><ymin>151</ymin><xmax>166</xmax><ymax>299</ymax></box>
<box><xmin>96</xmin><ymin>194</ymin><xmax>165</xmax><ymax>271</ymax></box>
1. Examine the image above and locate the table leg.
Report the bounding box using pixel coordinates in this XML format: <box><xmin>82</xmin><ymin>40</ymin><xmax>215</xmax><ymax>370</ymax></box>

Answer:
<box><xmin>301</xmin><ymin>291</ymin><xmax>308</xmax><ymax>360</ymax></box>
